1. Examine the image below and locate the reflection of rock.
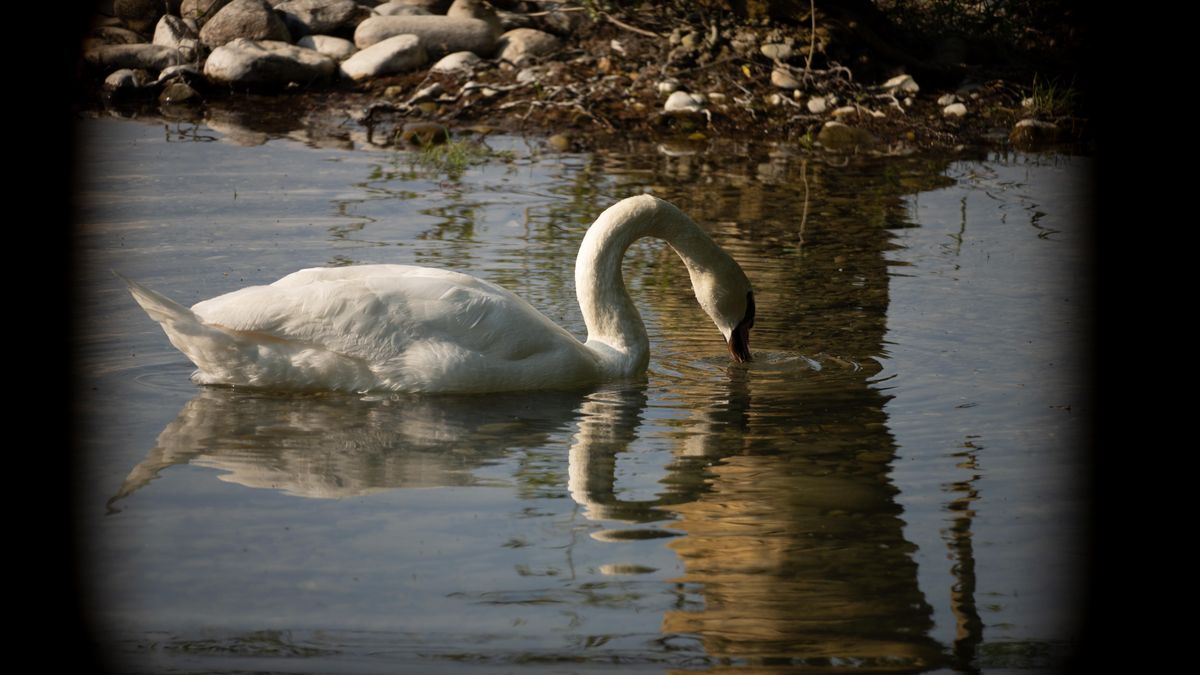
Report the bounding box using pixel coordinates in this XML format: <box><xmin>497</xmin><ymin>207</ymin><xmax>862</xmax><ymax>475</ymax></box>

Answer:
<box><xmin>109</xmin><ymin>387</ymin><xmax>588</xmax><ymax>509</ymax></box>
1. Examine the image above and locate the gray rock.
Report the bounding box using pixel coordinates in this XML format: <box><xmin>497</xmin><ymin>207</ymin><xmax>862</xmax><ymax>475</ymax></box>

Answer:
<box><xmin>104</xmin><ymin>68</ymin><xmax>151</xmax><ymax>91</ymax></box>
<box><xmin>160</xmin><ymin>81</ymin><xmax>201</xmax><ymax>103</ymax></box>
<box><xmin>431</xmin><ymin>50</ymin><xmax>481</xmax><ymax>73</ymax></box>
<box><xmin>942</xmin><ymin>102</ymin><xmax>967</xmax><ymax>117</ymax></box>
<box><xmin>496</xmin><ymin>28</ymin><xmax>560</xmax><ymax>68</ymax></box>
<box><xmin>882</xmin><ymin>73</ymin><xmax>919</xmax><ymax>94</ymax></box>
<box><xmin>664</xmin><ymin>91</ymin><xmax>703</xmax><ymax>113</ymax></box>
<box><xmin>204</xmin><ymin>38</ymin><xmax>335</xmax><ymax>87</ymax></box>
<box><xmin>200</xmin><ymin>0</ymin><xmax>290</xmax><ymax>48</ymax></box>
<box><xmin>275</xmin><ymin>0</ymin><xmax>370</xmax><ymax>37</ymax></box>
<box><xmin>447</xmin><ymin>0</ymin><xmax>502</xmax><ymax>35</ymax></box>
<box><xmin>817</xmin><ymin>121</ymin><xmax>876</xmax><ymax>150</ymax></box>
<box><xmin>153</xmin><ymin>15</ymin><xmax>200</xmax><ymax>61</ymax></box>
<box><xmin>85</xmin><ymin>43</ymin><xmax>184</xmax><ymax>72</ymax></box>
<box><xmin>91</xmin><ymin>26</ymin><xmax>145</xmax><ymax>44</ymax></box>
<box><xmin>339</xmin><ymin>34</ymin><xmax>426</xmax><ymax>80</ymax></box>
<box><xmin>760</xmin><ymin>42</ymin><xmax>792</xmax><ymax>60</ymax></box>
<box><xmin>354</xmin><ymin>15</ymin><xmax>497</xmax><ymax>56</ymax></box>
<box><xmin>770</xmin><ymin>67</ymin><xmax>800</xmax><ymax>90</ymax></box>
<box><xmin>1010</xmin><ymin>118</ymin><xmax>1060</xmax><ymax>145</ymax></box>
<box><xmin>157</xmin><ymin>63</ymin><xmax>205</xmax><ymax>85</ymax></box>
<box><xmin>114</xmin><ymin>0</ymin><xmax>163</xmax><ymax>34</ymax></box>
<box><xmin>181</xmin><ymin>0</ymin><xmax>234</xmax><ymax>26</ymax></box>
<box><xmin>297</xmin><ymin>34</ymin><xmax>358</xmax><ymax>61</ymax></box>
<box><xmin>374</xmin><ymin>0</ymin><xmax>451</xmax><ymax>14</ymax></box>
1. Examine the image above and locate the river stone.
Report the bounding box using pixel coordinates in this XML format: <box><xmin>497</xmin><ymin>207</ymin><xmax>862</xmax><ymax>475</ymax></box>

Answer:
<box><xmin>339</xmin><ymin>34</ymin><xmax>427</xmax><ymax>80</ymax></box>
<box><xmin>104</xmin><ymin>68</ymin><xmax>152</xmax><ymax>91</ymax></box>
<box><xmin>882</xmin><ymin>73</ymin><xmax>919</xmax><ymax>94</ymax></box>
<box><xmin>157</xmin><ymin>63</ymin><xmax>205</xmax><ymax>85</ymax></box>
<box><xmin>354</xmin><ymin>15</ymin><xmax>497</xmax><ymax>56</ymax></box>
<box><xmin>275</xmin><ymin>0</ymin><xmax>370</xmax><ymax>37</ymax></box>
<box><xmin>200</xmin><ymin>0</ymin><xmax>291</xmax><ymax>48</ymax></box>
<box><xmin>760</xmin><ymin>42</ymin><xmax>792</xmax><ymax>60</ymax></box>
<box><xmin>1009</xmin><ymin>118</ymin><xmax>1060</xmax><ymax>145</ymax></box>
<box><xmin>937</xmin><ymin>93</ymin><xmax>958</xmax><ymax>106</ymax></box>
<box><xmin>154</xmin><ymin>15</ymin><xmax>201</xmax><ymax>61</ymax></box>
<box><xmin>92</xmin><ymin>26</ymin><xmax>145</xmax><ymax>44</ymax></box>
<box><xmin>114</xmin><ymin>0</ymin><xmax>163</xmax><ymax>34</ymax></box>
<box><xmin>204</xmin><ymin>38</ymin><xmax>335</xmax><ymax>87</ymax></box>
<box><xmin>375</xmin><ymin>0</ymin><xmax>451</xmax><ymax>14</ymax></box>
<box><xmin>447</xmin><ymin>0</ymin><xmax>502</xmax><ymax>35</ymax></box>
<box><xmin>495</xmin><ymin>28</ymin><xmax>559</xmax><ymax>68</ymax></box>
<box><xmin>297</xmin><ymin>34</ymin><xmax>357</xmax><ymax>61</ymax></box>
<box><xmin>771</xmin><ymin>68</ymin><xmax>800</xmax><ymax>90</ymax></box>
<box><xmin>85</xmin><ymin>44</ymin><xmax>184</xmax><ymax>72</ymax></box>
<box><xmin>664</xmin><ymin>90</ymin><xmax>704</xmax><ymax>113</ymax></box>
<box><xmin>182</xmin><ymin>0</ymin><xmax>234</xmax><ymax>25</ymax></box>
<box><xmin>817</xmin><ymin>121</ymin><xmax>877</xmax><ymax>150</ymax></box>
<box><xmin>431</xmin><ymin>50</ymin><xmax>481</xmax><ymax>73</ymax></box>
<box><xmin>942</xmin><ymin>102</ymin><xmax>967</xmax><ymax>117</ymax></box>
<box><xmin>806</xmin><ymin>95</ymin><xmax>827</xmax><ymax>114</ymax></box>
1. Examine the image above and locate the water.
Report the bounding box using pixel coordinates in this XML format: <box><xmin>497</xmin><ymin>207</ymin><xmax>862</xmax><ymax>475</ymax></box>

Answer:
<box><xmin>74</xmin><ymin>115</ymin><xmax>1090</xmax><ymax>673</ymax></box>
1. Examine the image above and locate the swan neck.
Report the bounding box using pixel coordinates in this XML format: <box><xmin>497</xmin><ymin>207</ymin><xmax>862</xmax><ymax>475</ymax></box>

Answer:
<box><xmin>575</xmin><ymin>196</ymin><xmax>726</xmax><ymax>376</ymax></box>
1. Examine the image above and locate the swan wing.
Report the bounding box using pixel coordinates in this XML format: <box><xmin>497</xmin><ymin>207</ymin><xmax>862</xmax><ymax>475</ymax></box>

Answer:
<box><xmin>189</xmin><ymin>265</ymin><xmax>596</xmax><ymax>392</ymax></box>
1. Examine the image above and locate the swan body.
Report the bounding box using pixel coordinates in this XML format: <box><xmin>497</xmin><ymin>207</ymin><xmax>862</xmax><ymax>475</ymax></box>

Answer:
<box><xmin>123</xmin><ymin>195</ymin><xmax>755</xmax><ymax>393</ymax></box>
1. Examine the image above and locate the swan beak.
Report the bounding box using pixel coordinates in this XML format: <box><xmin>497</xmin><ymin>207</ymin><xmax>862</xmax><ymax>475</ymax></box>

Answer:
<box><xmin>728</xmin><ymin>322</ymin><xmax>752</xmax><ymax>363</ymax></box>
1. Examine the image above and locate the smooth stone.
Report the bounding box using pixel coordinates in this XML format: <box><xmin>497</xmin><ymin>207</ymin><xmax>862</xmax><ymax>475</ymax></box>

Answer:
<box><xmin>181</xmin><ymin>0</ymin><xmax>233</xmax><ymax>26</ymax></box>
<box><xmin>297</xmin><ymin>34</ymin><xmax>357</xmax><ymax>61</ymax></box>
<box><xmin>656</xmin><ymin>80</ymin><xmax>679</xmax><ymax>95</ymax></box>
<box><xmin>153</xmin><ymin>15</ymin><xmax>200</xmax><ymax>61</ymax></box>
<box><xmin>547</xmin><ymin>133</ymin><xmax>571</xmax><ymax>152</ymax></box>
<box><xmin>85</xmin><ymin>44</ymin><xmax>183</xmax><ymax>72</ymax></box>
<box><xmin>199</xmin><ymin>0</ymin><xmax>290</xmax><ymax>48</ymax></box>
<box><xmin>91</xmin><ymin>26</ymin><xmax>144</xmax><ymax>44</ymax></box>
<box><xmin>114</xmin><ymin>0</ymin><xmax>163</xmax><ymax>34</ymax></box>
<box><xmin>339</xmin><ymin>33</ymin><xmax>427</xmax><ymax>80</ymax></box>
<box><xmin>817</xmin><ymin>121</ymin><xmax>877</xmax><ymax>150</ymax></box>
<box><xmin>157</xmin><ymin>63</ymin><xmax>204</xmax><ymax>84</ymax></box>
<box><xmin>882</xmin><ymin>73</ymin><xmax>919</xmax><ymax>94</ymax></box>
<box><xmin>495</xmin><ymin>28</ymin><xmax>559</xmax><ymax>68</ymax></box>
<box><xmin>446</xmin><ymin>0</ymin><xmax>502</xmax><ymax>34</ymax></box>
<box><xmin>806</xmin><ymin>96</ymin><xmax>827</xmax><ymax>114</ymax></box>
<box><xmin>374</xmin><ymin>0</ymin><xmax>450</xmax><ymax>13</ymax></box>
<box><xmin>937</xmin><ymin>93</ymin><xmax>958</xmax><ymax>106</ymax></box>
<box><xmin>373</xmin><ymin>3</ymin><xmax>432</xmax><ymax>16</ymax></box>
<box><xmin>397</xmin><ymin>121</ymin><xmax>450</xmax><ymax>146</ymax></box>
<box><xmin>942</xmin><ymin>102</ymin><xmax>967</xmax><ymax>117</ymax></box>
<box><xmin>760</xmin><ymin>42</ymin><xmax>792</xmax><ymax>60</ymax></box>
<box><xmin>664</xmin><ymin>90</ymin><xmax>703</xmax><ymax>113</ymax></box>
<box><xmin>354</xmin><ymin>15</ymin><xmax>497</xmax><ymax>56</ymax></box>
<box><xmin>830</xmin><ymin>105</ymin><xmax>858</xmax><ymax>118</ymax></box>
<box><xmin>104</xmin><ymin>68</ymin><xmax>150</xmax><ymax>91</ymax></box>
<box><xmin>204</xmin><ymin>38</ymin><xmax>335</xmax><ymax>87</ymax></box>
<box><xmin>431</xmin><ymin>50</ymin><xmax>481</xmax><ymax>73</ymax></box>
<box><xmin>771</xmin><ymin>67</ymin><xmax>800</xmax><ymax>89</ymax></box>
<box><xmin>1010</xmin><ymin>118</ymin><xmax>1060</xmax><ymax>144</ymax></box>
<box><xmin>275</xmin><ymin>0</ymin><xmax>370</xmax><ymax>37</ymax></box>
<box><xmin>160</xmin><ymin>81</ymin><xmax>201</xmax><ymax>103</ymax></box>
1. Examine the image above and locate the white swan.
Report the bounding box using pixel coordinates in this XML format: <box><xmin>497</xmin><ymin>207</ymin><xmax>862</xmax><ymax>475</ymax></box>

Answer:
<box><xmin>122</xmin><ymin>195</ymin><xmax>756</xmax><ymax>393</ymax></box>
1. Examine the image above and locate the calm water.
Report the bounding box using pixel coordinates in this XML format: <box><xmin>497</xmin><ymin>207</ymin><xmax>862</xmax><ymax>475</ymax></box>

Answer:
<box><xmin>74</xmin><ymin>115</ymin><xmax>1090</xmax><ymax>673</ymax></box>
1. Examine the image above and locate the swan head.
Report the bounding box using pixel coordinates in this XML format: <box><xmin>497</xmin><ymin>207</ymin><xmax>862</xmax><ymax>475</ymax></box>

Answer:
<box><xmin>690</xmin><ymin>257</ymin><xmax>756</xmax><ymax>363</ymax></box>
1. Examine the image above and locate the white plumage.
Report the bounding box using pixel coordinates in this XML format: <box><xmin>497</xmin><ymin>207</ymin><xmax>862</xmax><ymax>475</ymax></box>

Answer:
<box><xmin>123</xmin><ymin>195</ymin><xmax>756</xmax><ymax>393</ymax></box>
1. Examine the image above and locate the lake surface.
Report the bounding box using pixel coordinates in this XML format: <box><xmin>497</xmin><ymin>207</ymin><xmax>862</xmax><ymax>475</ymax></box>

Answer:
<box><xmin>73</xmin><ymin>114</ymin><xmax>1091</xmax><ymax>673</ymax></box>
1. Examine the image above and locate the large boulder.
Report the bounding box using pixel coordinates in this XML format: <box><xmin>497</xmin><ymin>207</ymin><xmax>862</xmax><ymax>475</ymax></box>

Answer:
<box><xmin>354</xmin><ymin>15</ymin><xmax>497</xmax><ymax>56</ymax></box>
<box><xmin>339</xmin><ymin>34</ymin><xmax>426</xmax><ymax>81</ymax></box>
<box><xmin>199</xmin><ymin>0</ymin><xmax>290</xmax><ymax>48</ymax></box>
<box><xmin>153</xmin><ymin>15</ymin><xmax>201</xmax><ymax>62</ymax></box>
<box><xmin>203</xmin><ymin>38</ymin><xmax>335</xmax><ymax>87</ymax></box>
<box><xmin>274</xmin><ymin>0</ymin><xmax>371</xmax><ymax>37</ymax></box>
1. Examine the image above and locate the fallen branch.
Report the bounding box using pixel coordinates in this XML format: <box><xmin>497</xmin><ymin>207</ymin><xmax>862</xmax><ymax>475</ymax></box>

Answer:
<box><xmin>602</xmin><ymin>12</ymin><xmax>662</xmax><ymax>39</ymax></box>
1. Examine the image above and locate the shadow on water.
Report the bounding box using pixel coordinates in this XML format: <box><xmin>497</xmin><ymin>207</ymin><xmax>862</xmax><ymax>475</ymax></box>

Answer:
<box><xmin>79</xmin><ymin>113</ymin><xmax>1085</xmax><ymax>672</ymax></box>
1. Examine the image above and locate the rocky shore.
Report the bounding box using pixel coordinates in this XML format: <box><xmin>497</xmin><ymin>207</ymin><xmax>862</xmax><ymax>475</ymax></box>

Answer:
<box><xmin>80</xmin><ymin>0</ymin><xmax>1088</xmax><ymax>153</ymax></box>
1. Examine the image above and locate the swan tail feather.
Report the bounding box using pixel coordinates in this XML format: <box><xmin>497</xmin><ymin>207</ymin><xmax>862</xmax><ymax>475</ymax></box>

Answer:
<box><xmin>115</xmin><ymin>271</ymin><xmax>201</xmax><ymax>327</ymax></box>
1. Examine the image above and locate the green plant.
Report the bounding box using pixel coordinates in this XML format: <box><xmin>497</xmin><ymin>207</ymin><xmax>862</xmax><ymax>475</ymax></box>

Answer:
<box><xmin>1028</xmin><ymin>74</ymin><xmax>1078</xmax><ymax>117</ymax></box>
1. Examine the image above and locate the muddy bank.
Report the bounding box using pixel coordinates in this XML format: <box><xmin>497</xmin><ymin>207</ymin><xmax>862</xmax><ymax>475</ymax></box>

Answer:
<box><xmin>79</xmin><ymin>1</ymin><xmax>1090</xmax><ymax>154</ymax></box>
